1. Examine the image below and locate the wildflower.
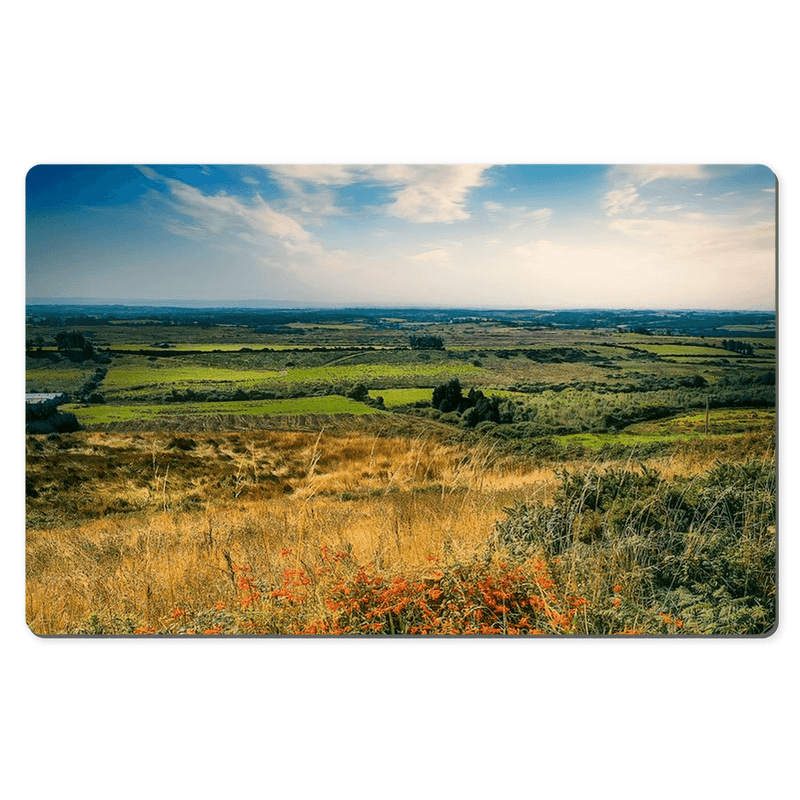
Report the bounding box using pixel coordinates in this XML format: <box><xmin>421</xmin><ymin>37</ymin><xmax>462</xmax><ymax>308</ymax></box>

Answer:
<box><xmin>214</xmin><ymin>601</ymin><xmax>225</xmax><ymax>610</ymax></box>
<box><xmin>280</xmin><ymin>548</ymin><xmax>292</xmax><ymax>558</ymax></box>
<box><xmin>203</xmin><ymin>624</ymin><xmax>223</xmax><ymax>635</ymax></box>
<box><xmin>171</xmin><ymin>607</ymin><xmax>186</xmax><ymax>619</ymax></box>
<box><xmin>613</xmin><ymin>584</ymin><xmax>623</xmax><ymax>593</ymax></box>
<box><xmin>613</xmin><ymin>598</ymin><xmax>621</xmax><ymax>608</ymax></box>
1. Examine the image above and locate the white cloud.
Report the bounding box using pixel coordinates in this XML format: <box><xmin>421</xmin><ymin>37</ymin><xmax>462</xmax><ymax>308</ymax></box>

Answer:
<box><xmin>262</xmin><ymin>164</ymin><xmax>490</xmax><ymax>223</ymax></box>
<box><xmin>610</xmin><ymin>165</ymin><xmax>712</xmax><ymax>186</ymax></box>
<box><xmin>267</xmin><ymin>165</ymin><xmax>357</xmax><ymax>186</ymax></box>
<box><xmin>135</xmin><ymin>165</ymin><xmax>163</xmax><ymax>182</ymax></box>
<box><xmin>604</xmin><ymin>165</ymin><xmax>713</xmax><ymax>219</ymax></box>
<box><xmin>762</xmin><ymin>187</ymin><xmax>776</xmax><ymax>193</ymax></box>
<box><xmin>369</xmin><ymin>165</ymin><xmax>488</xmax><ymax>223</ymax></box>
<box><xmin>484</xmin><ymin>200</ymin><xmax>553</xmax><ymax>228</ymax></box>
<box><xmin>604</xmin><ymin>185</ymin><xmax>644</xmax><ymax>217</ymax></box>
<box><xmin>147</xmin><ymin>177</ymin><xmax>349</xmax><ymax>273</ymax></box>
<box><xmin>526</xmin><ymin>207</ymin><xmax>553</xmax><ymax>225</ymax></box>
<box><xmin>242</xmin><ymin>176</ymin><xmax>260</xmax><ymax>185</ymax></box>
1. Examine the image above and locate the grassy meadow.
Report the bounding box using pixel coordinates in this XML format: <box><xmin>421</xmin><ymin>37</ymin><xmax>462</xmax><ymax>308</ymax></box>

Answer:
<box><xmin>25</xmin><ymin>307</ymin><xmax>776</xmax><ymax>635</ymax></box>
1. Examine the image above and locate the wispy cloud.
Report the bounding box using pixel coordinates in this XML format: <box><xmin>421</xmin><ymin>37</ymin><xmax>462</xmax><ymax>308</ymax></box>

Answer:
<box><xmin>484</xmin><ymin>200</ymin><xmax>553</xmax><ymax>228</ymax></box>
<box><xmin>135</xmin><ymin>165</ymin><xmax>162</xmax><ymax>181</ymax></box>
<box><xmin>409</xmin><ymin>247</ymin><xmax>452</xmax><ymax>264</ymax></box>
<box><xmin>138</xmin><ymin>167</ymin><xmax>338</xmax><ymax>265</ymax></box>
<box><xmin>609</xmin><ymin>165</ymin><xmax>712</xmax><ymax>186</ymax></box>
<box><xmin>604</xmin><ymin>185</ymin><xmax>645</xmax><ymax>217</ymax></box>
<box><xmin>655</xmin><ymin>204</ymin><xmax>684</xmax><ymax>213</ymax></box>
<box><xmin>603</xmin><ymin>165</ymin><xmax>714</xmax><ymax>218</ymax></box>
<box><xmin>262</xmin><ymin>164</ymin><xmax>490</xmax><ymax>223</ymax></box>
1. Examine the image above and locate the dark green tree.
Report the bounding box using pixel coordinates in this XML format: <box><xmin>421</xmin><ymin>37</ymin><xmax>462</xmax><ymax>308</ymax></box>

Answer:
<box><xmin>55</xmin><ymin>330</ymin><xmax>94</xmax><ymax>357</ymax></box>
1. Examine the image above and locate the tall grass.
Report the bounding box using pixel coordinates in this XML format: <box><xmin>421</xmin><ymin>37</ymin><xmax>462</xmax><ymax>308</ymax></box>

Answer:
<box><xmin>26</xmin><ymin>427</ymin><xmax>774</xmax><ymax>635</ymax></box>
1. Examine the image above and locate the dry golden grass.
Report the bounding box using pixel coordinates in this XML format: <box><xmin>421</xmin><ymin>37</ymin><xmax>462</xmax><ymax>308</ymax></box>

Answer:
<box><xmin>25</xmin><ymin>427</ymin><xmax>773</xmax><ymax>634</ymax></box>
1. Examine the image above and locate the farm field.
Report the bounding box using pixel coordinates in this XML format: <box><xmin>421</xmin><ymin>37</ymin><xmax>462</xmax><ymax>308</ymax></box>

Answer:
<box><xmin>26</xmin><ymin>305</ymin><xmax>777</xmax><ymax>636</ymax></box>
<box><xmin>63</xmin><ymin>396</ymin><xmax>386</xmax><ymax>425</ymax></box>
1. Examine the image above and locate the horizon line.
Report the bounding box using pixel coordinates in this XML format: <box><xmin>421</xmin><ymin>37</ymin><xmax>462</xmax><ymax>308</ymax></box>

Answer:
<box><xmin>25</xmin><ymin>298</ymin><xmax>776</xmax><ymax>314</ymax></box>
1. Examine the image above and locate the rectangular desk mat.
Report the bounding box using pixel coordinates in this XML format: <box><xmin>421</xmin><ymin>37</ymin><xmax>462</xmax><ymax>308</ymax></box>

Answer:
<box><xmin>25</xmin><ymin>164</ymin><xmax>777</xmax><ymax>636</ymax></box>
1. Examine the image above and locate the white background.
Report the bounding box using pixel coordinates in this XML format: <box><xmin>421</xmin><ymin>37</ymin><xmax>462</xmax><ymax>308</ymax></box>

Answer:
<box><xmin>4</xmin><ymin>2</ymin><xmax>795</xmax><ymax>798</ymax></box>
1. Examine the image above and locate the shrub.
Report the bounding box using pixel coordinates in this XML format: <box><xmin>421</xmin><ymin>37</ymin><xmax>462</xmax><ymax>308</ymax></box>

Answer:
<box><xmin>346</xmin><ymin>383</ymin><xmax>370</xmax><ymax>402</ymax></box>
<box><xmin>494</xmin><ymin>461</ymin><xmax>775</xmax><ymax>634</ymax></box>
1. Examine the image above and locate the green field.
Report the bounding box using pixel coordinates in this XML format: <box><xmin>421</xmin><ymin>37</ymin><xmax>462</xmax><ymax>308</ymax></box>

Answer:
<box><xmin>25</xmin><ymin>363</ymin><xmax>99</xmax><ymax>394</ymax></box>
<box><xmin>555</xmin><ymin>408</ymin><xmax>775</xmax><ymax>449</ymax></box>
<box><xmin>27</xmin><ymin>313</ymin><xmax>776</xmax><ymax>443</ymax></box>
<box><xmin>64</xmin><ymin>396</ymin><xmax>384</xmax><ymax>424</ymax></box>
<box><xmin>631</xmin><ymin>344</ymin><xmax>726</xmax><ymax>357</ymax></box>
<box><xmin>110</xmin><ymin>343</ymin><xmax>272</xmax><ymax>352</ymax></box>
<box><xmin>101</xmin><ymin>361</ymin><xmax>487</xmax><ymax>395</ymax></box>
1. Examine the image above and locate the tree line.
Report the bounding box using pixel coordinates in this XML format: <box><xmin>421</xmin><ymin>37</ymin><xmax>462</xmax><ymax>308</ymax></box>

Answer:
<box><xmin>720</xmin><ymin>339</ymin><xmax>754</xmax><ymax>356</ymax></box>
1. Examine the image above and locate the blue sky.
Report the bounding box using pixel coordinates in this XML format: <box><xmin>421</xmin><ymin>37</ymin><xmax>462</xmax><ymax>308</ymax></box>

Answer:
<box><xmin>26</xmin><ymin>164</ymin><xmax>776</xmax><ymax>309</ymax></box>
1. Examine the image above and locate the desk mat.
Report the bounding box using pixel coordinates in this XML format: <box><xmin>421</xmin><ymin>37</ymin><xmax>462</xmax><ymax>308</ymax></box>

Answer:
<box><xmin>25</xmin><ymin>164</ymin><xmax>777</xmax><ymax>636</ymax></box>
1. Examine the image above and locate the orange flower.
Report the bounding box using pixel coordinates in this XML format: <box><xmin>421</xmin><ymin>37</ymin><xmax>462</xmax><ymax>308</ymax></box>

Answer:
<box><xmin>203</xmin><ymin>624</ymin><xmax>223</xmax><ymax>635</ymax></box>
<box><xmin>214</xmin><ymin>600</ymin><xmax>225</xmax><ymax>610</ymax></box>
<box><xmin>171</xmin><ymin>607</ymin><xmax>186</xmax><ymax>619</ymax></box>
<box><xmin>279</xmin><ymin>548</ymin><xmax>292</xmax><ymax>557</ymax></box>
<box><xmin>613</xmin><ymin>584</ymin><xmax>623</xmax><ymax>593</ymax></box>
<box><xmin>613</xmin><ymin>598</ymin><xmax>621</xmax><ymax>607</ymax></box>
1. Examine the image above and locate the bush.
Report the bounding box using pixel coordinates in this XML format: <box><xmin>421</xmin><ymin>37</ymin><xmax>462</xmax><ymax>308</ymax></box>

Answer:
<box><xmin>26</xmin><ymin>412</ymin><xmax>82</xmax><ymax>435</ymax></box>
<box><xmin>346</xmin><ymin>383</ymin><xmax>369</xmax><ymax>402</ymax></box>
<box><xmin>409</xmin><ymin>334</ymin><xmax>444</xmax><ymax>350</ymax></box>
<box><xmin>494</xmin><ymin>462</ymin><xmax>776</xmax><ymax>634</ymax></box>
